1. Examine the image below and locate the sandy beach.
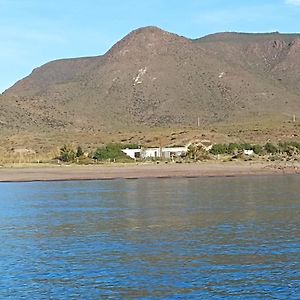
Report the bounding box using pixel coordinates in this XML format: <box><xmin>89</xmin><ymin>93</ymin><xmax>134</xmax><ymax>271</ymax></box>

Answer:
<box><xmin>0</xmin><ymin>161</ymin><xmax>299</xmax><ymax>183</ymax></box>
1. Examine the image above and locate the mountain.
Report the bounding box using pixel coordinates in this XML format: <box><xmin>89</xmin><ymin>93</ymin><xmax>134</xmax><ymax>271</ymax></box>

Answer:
<box><xmin>0</xmin><ymin>26</ymin><xmax>299</xmax><ymax>141</ymax></box>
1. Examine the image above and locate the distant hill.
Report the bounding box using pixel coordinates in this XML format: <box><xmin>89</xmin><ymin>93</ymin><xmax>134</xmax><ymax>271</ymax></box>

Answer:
<box><xmin>1</xmin><ymin>26</ymin><xmax>299</xmax><ymax>135</ymax></box>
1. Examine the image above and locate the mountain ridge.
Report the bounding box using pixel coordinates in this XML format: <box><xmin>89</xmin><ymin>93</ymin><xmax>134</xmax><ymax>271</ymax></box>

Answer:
<box><xmin>1</xmin><ymin>26</ymin><xmax>299</xmax><ymax>140</ymax></box>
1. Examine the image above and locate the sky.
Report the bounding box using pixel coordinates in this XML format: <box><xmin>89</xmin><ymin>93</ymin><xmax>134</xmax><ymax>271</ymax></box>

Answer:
<box><xmin>1</xmin><ymin>0</ymin><xmax>300</xmax><ymax>93</ymax></box>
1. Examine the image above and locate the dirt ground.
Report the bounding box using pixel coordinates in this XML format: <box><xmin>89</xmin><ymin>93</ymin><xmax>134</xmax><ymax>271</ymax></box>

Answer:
<box><xmin>0</xmin><ymin>161</ymin><xmax>299</xmax><ymax>183</ymax></box>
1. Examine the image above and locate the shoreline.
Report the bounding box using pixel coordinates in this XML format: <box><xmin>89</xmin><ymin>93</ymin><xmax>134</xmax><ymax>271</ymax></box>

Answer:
<box><xmin>0</xmin><ymin>161</ymin><xmax>299</xmax><ymax>183</ymax></box>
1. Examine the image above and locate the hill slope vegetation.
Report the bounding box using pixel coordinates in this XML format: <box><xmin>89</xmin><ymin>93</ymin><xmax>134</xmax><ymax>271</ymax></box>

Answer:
<box><xmin>0</xmin><ymin>27</ymin><xmax>299</xmax><ymax>145</ymax></box>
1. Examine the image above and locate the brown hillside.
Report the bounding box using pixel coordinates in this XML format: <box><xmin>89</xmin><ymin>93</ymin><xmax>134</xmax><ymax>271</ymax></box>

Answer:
<box><xmin>1</xmin><ymin>26</ymin><xmax>299</xmax><ymax>146</ymax></box>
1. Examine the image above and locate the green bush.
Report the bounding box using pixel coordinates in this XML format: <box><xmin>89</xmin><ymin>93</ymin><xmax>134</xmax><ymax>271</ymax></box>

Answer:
<box><xmin>227</xmin><ymin>143</ymin><xmax>240</xmax><ymax>155</ymax></box>
<box><xmin>252</xmin><ymin>144</ymin><xmax>263</xmax><ymax>155</ymax></box>
<box><xmin>264</xmin><ymin>143</ymin><xmax>278</xmax><ymax>154</ymax></box>
<box><xmin>278</xmin><ymin>142</ymin><xmax>300</xmax><ymax>156</ymax></box>
<box><xmin>279</xmin><ymin>141</ymin><xmax>300</xmax><ymax>152</ymax></box>
<box><xmin>240</xmin><ymin>143</ymin><xmax>252</xmax><ymax>150</ymax></box>
<box><xmin>210</xmin><ymin>144</ymin><xmax>228</xmax><ymax>155</ymax></box>
<box><xmin>289</xmin><ymin>141</ymin><xmax>300</xmax><ymax>150</ymax></box>
<box><xmin>122</xmin><ymin>143</ymin><xmax>139</xmax><ymax>149</ymax></box>
<box><xmin>93</xmin><ymin>143</ymin><xmax>133</xmax><ymax>161</ymax></box>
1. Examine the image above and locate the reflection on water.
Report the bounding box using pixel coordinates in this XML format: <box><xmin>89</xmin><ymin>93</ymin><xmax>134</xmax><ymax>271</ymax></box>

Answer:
<box><xmin>0</xmin><ymin>176</ymin><xmax>299</xmax><ymax>299</ymax></box>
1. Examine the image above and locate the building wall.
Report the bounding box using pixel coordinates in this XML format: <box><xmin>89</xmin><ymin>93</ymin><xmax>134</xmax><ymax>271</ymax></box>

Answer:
<box><xmin>122</xmin><ymin>149</ymin><xmax>141</xmax><ymax>159</ymax></box>
<box><xmin>142</xmin><ymin>148</ymin><xmax>161</xmax><ymax>158</ymax></box>
<box><xmin>162</xmin><ymin>147</ymin><xmax>187</xmax><ymax>159</ymax></box>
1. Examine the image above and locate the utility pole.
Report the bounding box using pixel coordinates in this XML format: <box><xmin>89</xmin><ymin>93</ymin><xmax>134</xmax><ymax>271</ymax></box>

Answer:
<box><xmin>293</xmin><ymin>114</ymin><xmax>296</xmax><ymax>123</ymax></box>
<box><xmin>197</xmin><ymin>117</ymin><xmax>200</xmax><ymax>127</ymax></box>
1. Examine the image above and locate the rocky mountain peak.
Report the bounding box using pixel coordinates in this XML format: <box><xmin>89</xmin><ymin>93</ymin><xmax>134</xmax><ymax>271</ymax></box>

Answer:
<box><xmin>105</xmin><ymin>26</ymin><xmax>190</xmax><ymax>60</ymax></box>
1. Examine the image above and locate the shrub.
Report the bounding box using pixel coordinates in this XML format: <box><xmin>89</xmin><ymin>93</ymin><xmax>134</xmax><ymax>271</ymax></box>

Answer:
<box><xmin>227</xmin><ymin>143</ymin><xmax>240</xmax><ymax>155</ymax></box>
<box><xmin>93</xmin><ymin>143</ymin><xmax>132</xmax><ymax>161</ymax></box>
<box><xmin>252</xmin><ymin>144</ymin><xmax>263</xmax><ymax>155</ymax></box>
<box><xmin>279</xmin><ymin>142</ymin><xmax>299</xmax><ymax>156</ymax></box>
<box><xmin>187</xmin><ymin>144</ymin><xmax>209</xmax><ymax>160</ymax></box>
<box><xmin>121</xmin><ymin>143</ymin><xmax>139</xmax><ymax>149</ymax></box>
<box><xmin>264</xmin><ymin>143</ymin><xmax>278</xmax><ymax>154</ymax></box>
<box><xmin>240</xmin><ymin>143</ymin><xmax>252</xmax><ymax>150</ymax></box>
<box><xmin>210</xmin><ymin>144</ymin><xmax>228</xmax><ymax>155</ymax></box>
<box><xmin>285</xmin><ymin>141</ymin><xmax>300</xmax><ymax>151</ymax></box>
<box><xmin>76</xmin><ymin>146</ymin><xmax>84</xmax><ymax>158</ymax></box>
<box><xmin>59</xmin><ymin>145</ymin><xmax>76</xmax><ymax>162</ymax></box>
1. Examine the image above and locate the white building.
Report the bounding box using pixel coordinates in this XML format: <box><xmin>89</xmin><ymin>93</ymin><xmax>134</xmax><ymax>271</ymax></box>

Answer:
<box><xmin>122</xmin><ymin>146</ymin><xmax>188</xmax><ymax>160</ymax></box>
<box><xmin>121</xmin><ymin>148</ymin><xmax>142</xmax><ymax>159</ymax></box>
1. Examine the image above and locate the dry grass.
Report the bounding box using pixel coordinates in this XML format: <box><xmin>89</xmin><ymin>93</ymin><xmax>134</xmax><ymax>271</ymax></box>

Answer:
<box><xmin>0</xmin><ymin>119</ymin><xmax>299</xmax><ymax>165</ymax></box>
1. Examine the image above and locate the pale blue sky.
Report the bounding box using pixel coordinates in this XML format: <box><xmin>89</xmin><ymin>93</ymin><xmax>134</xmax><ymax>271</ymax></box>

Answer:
<box><xmin>1</xmin><ymin>0</ymin><xmax>300</xmax><ymax>92</ymax></box>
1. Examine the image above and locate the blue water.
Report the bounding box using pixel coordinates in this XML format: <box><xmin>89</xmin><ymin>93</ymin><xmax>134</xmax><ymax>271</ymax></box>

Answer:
<box><xmin>0</xmin><ymin>175</ymin><xmax>299</xmax><ymax>299</ymax></box>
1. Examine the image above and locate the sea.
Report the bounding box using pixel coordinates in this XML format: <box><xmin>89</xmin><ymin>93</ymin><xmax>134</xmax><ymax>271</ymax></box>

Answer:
<box><xmin>0</xmin><ymin>175</ymin><xmax>299</xmax><ymax>299</ymax></box>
